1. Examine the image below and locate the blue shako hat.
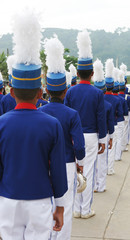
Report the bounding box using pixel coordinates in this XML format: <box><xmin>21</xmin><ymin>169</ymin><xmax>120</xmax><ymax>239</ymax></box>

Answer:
<box><xmin>0</xmin><ymin>80</ymin><xmax>3</xmax><ymax>88</ymax></box>
<box><xmin>12</xmin><ymin>9</ymin><xmax>42</xmax><ymax>90</ymax></box>
<box><xmin>44</xmin><ymin>36</ymin><xmax>66</xmax><ymax>92</ymax></box>
<box><xmin>93</xmin><ymin>59</ymin><xmax>106</xmax><ymax>93</ymax></box>
<box><xmin>94</xmin><ymin>80</ymin><xmax>106</xmax><ymax>93</ymax></box>
<box><xmin>71</xmin><ymin>76</ymin><xmax>77</xmax><ymax>84</ymax></box>
<box><xmin>12</xmin><ymin>64</ymin><xmax>41</xmax><ymax>89</ymax></box>
<box><xmin>77</xmin><ymin>30</ymin><xmax>93</xmax><ymax>71</ymax></box>
<box><xmin>125</xmin><ymin>76</ymin><xmax>127</xmax><ymax>84</ymax></box>
<box><xmin>47</xmin><ymin>72</ymin><xmax>66</xmax><ymax>91</ymax></box>
<box><xmin>0</xmin><ymin>81</ymin><xmax>3</xmax><ymax>88</ymax></box>
<box><xmin>77</xmin><ymin>58</ymin><xmax>93</xmax><ymax>70</ymax></box>
<box><xmin>113</xmin><ymin>81</ymin><xmax>119</xmax><ymax>92</ymax></box>
<box><xmin>8</xmin><ymin>74</ymin><xmax>12</xmax><ymax>87</ymax></box>
<box><xmin>119</xmin><ymin>70</ymin><xmax>125</xmax><ymax>91</ymax></box>
<box><xmin>0</xmin><ymin>73</ymin><xmax>3</xmax><ymax>88</ymax></box>
<box><xmin>105</xmin><ymin>77</ymin><xmax>114</xmax><ymax>89</ymax></box>
<box><xmin>105</xmin><ymin>59</ymin><xmax>114</xmax><ymax>89</ymax></box>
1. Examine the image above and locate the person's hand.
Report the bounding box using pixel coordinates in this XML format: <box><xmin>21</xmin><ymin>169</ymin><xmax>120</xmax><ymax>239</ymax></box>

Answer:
<box><xmin>108</xmin><ymin>138</ymin><xmax>113</xmax><ymax>149</ymax></box>
<box><xmin>98</xmin><ymin>143</ymin><xmax>105</xmax><ymax>154</ymax></box>
<box><xmin>53</xmin><ymin>206</ymin><xmax>64</xmax><ymax>231</ymax></box>
<box><xmin>77</xmin><ymin>164</ymin><xmax>83</xmax><ymax>173</ymax></box>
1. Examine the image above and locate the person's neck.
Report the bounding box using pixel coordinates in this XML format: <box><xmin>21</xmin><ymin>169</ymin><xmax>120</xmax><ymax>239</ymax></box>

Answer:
<box><xmin>50</xmin><ymin>97</ymin><xmax>63</xmax><ymax>103</ymax></box>
<box><xmin>15</xmin><ymin>99</ymin><xmax>37</xmax><ymax>106</ymax></box>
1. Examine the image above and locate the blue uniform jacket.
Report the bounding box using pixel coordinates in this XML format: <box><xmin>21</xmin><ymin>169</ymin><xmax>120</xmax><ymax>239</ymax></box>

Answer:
<box><xmin>0</xmin><ymin>94</ymin><xmax>4</xmax><ymax>101</ymax></box>
<box><xmin>64</xmin><ymin>82</ymin><xmax>106</xmax><ymax>140</ymax></box>
<box><xmin>104</xmin><ymin>92</ymin><xmax>124</xmax><ymax>125</ymax></box>
<box><xmin>36</xmin><ymin>98</ymin><xmax>48</xmax><ymax>108</ymax></box>
<box><xmin>1</xmin><ymin>93</ymin><xmax>16</xmax><ymax>113</ymax></box>
<box><xmin>104</xmin><ymin>100</ymin><xmax>114</xmax><ymax>135</ymax></box>
<box><xmin>117</xmin><ymin>94</ymin><xmax>128</xmax><ymax>116</ymax></box>
<box><xmin>119</xmin><ymin>92</ymin><xmax>130</xmax><ymax>112</ymax></box>
<box><xmin>125</xmin><ymin>87</ymin><xmax>130</xmax><ymax>95</ymax></box>
<box><xmin>39</xmin><ymin>99</ymin><xmax>85</xmax><ymax>163</ymax></box>
<box><xmin>0</xmin><ymin>104</ymin><xmax>68</xmax><ymax>200</ymax></box>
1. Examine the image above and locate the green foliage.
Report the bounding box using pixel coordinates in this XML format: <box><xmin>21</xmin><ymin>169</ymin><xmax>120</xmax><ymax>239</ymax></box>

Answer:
<box><xmin>1</xmin><ymin>27</ymin><xmax>130</xmax><ymax>75</ymax></box>
<box><xmin>40</xmin><ymin>49</ymin><xmax>47</xmax><ymax>75</ymax></box>
<box><xmin>64</xmin><ymin>48</ymin><xmax>77</xmax><ymax>70</ymax></box>
<box><xmin>0</xmin><ymin>52</ymin><xmax>8</xmax><ymax>80</ymax></box>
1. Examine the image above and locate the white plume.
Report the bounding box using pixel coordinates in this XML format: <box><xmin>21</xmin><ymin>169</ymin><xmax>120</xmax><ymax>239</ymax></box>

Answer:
<box><xmin>66</xmin><ymin>71</ymin><xmax>72</xmax><ymax>86</ymax></box>
<box><xmin>93</xmin><ymin>59</ymin><xmax>104</xmax><ymax>82</ymax></box>
<box><xmin>12</xmin><ymin>8</ymin><xmax>42</xmax><ymax>65</ymax></box>
<box><xmin>69</xmin><ymin>64</ymin><xmax>77</xmax><ymax>77</ymax></box>
<box><xmin>44</xmin><ymin>35</ymin><xmax>65</xmax><ymax>73</ymax></box>
<box><xmin>118</xmin><ymin>70</ymin><xmax>125</xmax><ymax>83</ymax></box>
<box><xmin>0</xmin><ymin>72</ymin><xmax>3</xmax><ymax>80</ymax></box>
<box><xmin>113</xmin><ymin>67</ymin><xmax>119</xmax><ymax>82</ymax></box>
<box><xmin>120</xmin><ymin>63</ymin><xmax>127</xmax><ymax>75</ymax></box>
<box><xmin>105</xmin><ymin>59</ymin><xmax>114</xmax><ymax>78</ymax></box>
<box><xmin>6</xmin><ymin>55</ymin><xmax>16</xmax><ymax>75</ymax></box>
<box><xmin>76</xmin><ymin>29</ymin><xmax>93</xmax><ymax>59</ymax></box>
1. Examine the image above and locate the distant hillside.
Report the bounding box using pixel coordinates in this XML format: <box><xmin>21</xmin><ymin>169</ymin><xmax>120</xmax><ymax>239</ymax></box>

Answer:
<box><xmin>0</xmin><ymin>27</ymin><xmax>130</xmax><ymax>69</ymax></box>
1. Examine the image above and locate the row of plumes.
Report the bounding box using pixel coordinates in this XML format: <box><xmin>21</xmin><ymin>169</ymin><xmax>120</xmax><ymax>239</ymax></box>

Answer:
<box><xmin>4</xmin><ymin>8</ymin><xmax>127</xmax><ymax>86</ymax></box>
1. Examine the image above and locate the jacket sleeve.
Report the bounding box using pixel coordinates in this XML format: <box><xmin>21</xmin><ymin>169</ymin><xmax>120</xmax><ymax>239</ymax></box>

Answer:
<box><xmin>116</xmin><ymin>100</ymin><xmax>124</xmax><ymax>123</ymax></box>
<box><xmin>70</xmin><ymin>111</ymin><xmax>85</xmax><ymax>163</ymax></box>
<box><xmin>0</xmin><ymin>156</ymin><xmax>3</xmax><ymax>180</ymax></box>
<box><xmin>49</xmin><ymin>120</ymin><xmax>68</xmax><ymax>202</ymax></box>
<box><xmin>107</xmin><ymin>104</ymin><xmax>114</xmax><ymax>135</ymax></box>
<box><xmin>97</xmin><ymin>92</ymin><xmax>106</xmax><ymax>141</ymax></box>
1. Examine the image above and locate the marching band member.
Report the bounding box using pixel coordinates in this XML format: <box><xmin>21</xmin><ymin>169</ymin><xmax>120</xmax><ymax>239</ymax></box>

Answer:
<box><xmin>69</xmin><ymin>64</ymin><xmax>77</xmax><ymax>86</ymax></box>
<box><xmin>65</xmin><ymin>30</ymin><xmax>106</xmax><ymax>219</ymax></box>
<box><xmin>39</xmin><ymin>35</ymin><xmax>85</xmax><ymax>240</ymax></box>
<box><xmin>113</xmin><ymin>67</ymin><xmax>127</xmax><ymax>160</ymax></box>
<box><xmin>104</xmin><ymin>59</ymin><xmax>124</xmax><ymax>174</ymax></box>
<box><xmin>1</xmin><ymin>55</ymin><xmax>16</xmax><ymax>113</ymax></box>
<box><xmin>93</xmin><ymin>59</ymin><xmax>114</xmax><ymax>192</ymax></box>
<box><xmin>0</xmin><ymin>9</ymin><xmax>68</xmax><ymax>240</ymax></box>
<box><xmin>118</xmin><ymin>69</ymin><xmax>129</xmax><ymax>151</ymax></box>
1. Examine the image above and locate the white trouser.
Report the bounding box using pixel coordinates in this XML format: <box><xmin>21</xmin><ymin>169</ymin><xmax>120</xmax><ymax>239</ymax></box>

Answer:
<box><xmin>95</xmin><ymin>135</ymin><xmax>108</xmax><ymax>192</ymax></box>
<box><xmin>74</xmin><ymin>133</ymin><xmax>98</xmax><ymax>215</ymax></box>
<box><xmin>52</xmin><ymin>162</ymin><xmax>76</xmax><ymax>240</ymax></box>
<box><xmin>115</xmin><ymin>121</ymin><xmax>124</xmax><ymax>160</ymax></box>
<box><xmin>128</xmin><ymin>112</ymin><xmax>130</xmax><ymax>144</ymax></box>
<box><xmin>108</xmin><ymin>126</ymin><xmax>117</xmax><ymax>172</ymax></box>
<box><xmin>0</xmin><ymin>197</ymin><xmax>53</xmax><ymax>240</ymax></box>
<box><xmin>121</xmin><ymin>116</ymin><xmax>129</xmax><ymax>151</ymax></box>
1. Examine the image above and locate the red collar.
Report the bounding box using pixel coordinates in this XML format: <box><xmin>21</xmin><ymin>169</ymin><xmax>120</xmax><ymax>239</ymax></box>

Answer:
<box><xmin>119</xmin><ymin>92</ymin><xmax>125</xmax><ymax>95</ymax></box>
<box><xmin>105</xmin><ymin>91</ymin><xmax>113</xmax><ymax>95</ymax></box>
<box><xmin>113</xmin><ymin>93</ymin><xmax>118</xmax><ymax>96</ymax></box>
<box><xmin>79</xmin><ymin>80</ymin><xmax>91</xmax><ymax>85</ymax></box>
<box><xmin>15</xmin><ymin>103</ymin><xmax>37</xmax><ymax>110</ymax></box>
<box><xmin>0</xmin><ymin>92</ymin><xmax>3</xmax><ymax>95</ymax></box>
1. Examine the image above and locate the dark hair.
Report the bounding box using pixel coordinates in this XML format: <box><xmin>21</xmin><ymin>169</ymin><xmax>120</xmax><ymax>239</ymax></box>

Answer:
<box><xmin>113</xmin><ymin>89</ymin><xmax>118</xmax><ymax>93</ymax></box>
<box><xmin>13</xmin><ymin>88</ymin><xmax>40</xmax><ymax>100</ymax></box>
<box><xmin>0</xmin><ymin>88</ymin><xmax>3</xmax><ymax>92</ymax></box>
<box><xmin>106</xmin><ymin>87</ymin><xmax>113</xmax><ymax>91</ymax></box>
<box><xmin>119</xmin><ymin>87</ymin><xmax>125</xmax><ymax>91</ymax></box>
<box><xmin>77</xmin><ymin>69</ymin><xmax>93</xmax><ymax>79</ymax></box>
<box><xmin>48</xmin><ymin>89</ymin><xmax>65</xmax><ymax>97</ymax></box>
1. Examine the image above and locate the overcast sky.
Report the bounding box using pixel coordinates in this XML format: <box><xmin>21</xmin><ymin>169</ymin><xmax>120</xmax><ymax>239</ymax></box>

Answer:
<box><xmin>0</xmin><ymin>0</ymin><xmax>130</xmax><ymax>35</ymax></box>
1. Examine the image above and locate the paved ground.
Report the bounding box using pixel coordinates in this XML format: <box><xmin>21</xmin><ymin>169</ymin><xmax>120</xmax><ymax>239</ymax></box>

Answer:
<box><xmin>71</xmin><ymin>144</ymin><xmax>130</xmax><ymax>240</ymax></box>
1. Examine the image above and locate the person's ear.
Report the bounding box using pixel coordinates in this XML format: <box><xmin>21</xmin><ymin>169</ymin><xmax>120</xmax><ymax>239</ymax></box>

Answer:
<box><xmin>10</xmin><ymin>87</ymin><xmax>15</xmax><ymax>98</ymax></box>
<box><xmin>37</xmin><ymin>88</ymin><xmax>42</xmax><ymax>99</ymax></box>
<box><xmin>77</xmin><ymin>71</ymin><xmax>80</xmax><ymax>77</ymax></box>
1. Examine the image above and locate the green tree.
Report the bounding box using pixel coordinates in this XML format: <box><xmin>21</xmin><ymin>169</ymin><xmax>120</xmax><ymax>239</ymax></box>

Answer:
<box><xmin>64</xmin><ymin>48</ymin><xmax>77</xmax><ymax>71</ymax></box>
<box><xmin>40</xmin><ymin>50</ymin><xmax>47</xmax><ymax>76</ymax></box>
<box><xmin>0</xmin><ymin>52</ymin><xmax>8</xmax><ymax>80</ymax></box>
